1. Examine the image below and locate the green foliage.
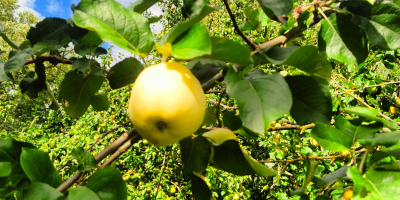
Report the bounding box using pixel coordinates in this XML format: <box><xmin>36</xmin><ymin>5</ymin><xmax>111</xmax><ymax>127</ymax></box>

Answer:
<box><xmin>1</xmin><ymin>0</ymin><xmax>400</xmax><ymax>199</ymax></box>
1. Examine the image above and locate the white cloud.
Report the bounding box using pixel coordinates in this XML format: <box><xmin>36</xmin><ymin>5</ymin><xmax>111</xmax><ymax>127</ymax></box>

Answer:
<box><xmin>46</xmin><ymin>0</ymin><xmax>62</xmax><ymax>14</ymax></box>
<box><xmin>16</xmin><ymin>0</ymin><xmax>42</xmax><ymax>18</ymax></box>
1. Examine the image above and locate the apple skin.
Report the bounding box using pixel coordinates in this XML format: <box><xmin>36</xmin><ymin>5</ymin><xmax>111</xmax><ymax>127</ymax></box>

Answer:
<box><xmin>129</xmin><ymin>62</ymin><xmax>206</xmax><ymax>146</ymax></box>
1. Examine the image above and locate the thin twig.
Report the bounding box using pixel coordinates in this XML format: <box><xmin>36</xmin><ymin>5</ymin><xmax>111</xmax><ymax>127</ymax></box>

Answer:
<box><xmin>154</xmin><ymin>148</ymin><xmax>171</xmax><ymax>200</ymax></box>
<box><xmin>206</xmin><ymin>99</ymin><xmax>237</xmax><ymax>110</ymax></box>
<box><xmin>216</xmin><ymin>89</ymin><xmax>226</xmax><ymax>127</ymax></box>
<box><xmin>260</xmin><ymin>149</ymin><xmax>365</xmax><ymax>163</ymax></box>
<box><xmin>57</xmin><ymin>128</ymin><xmax>139</xmax><ymax>193</ymax></box>
<box><xmin>267</xmin><ymin>123</ymin><xmax>315</xmax><ymax>132</ymax></box>
<box><xmin>222</xmin><ymin>0</ymin><xmax>257</xmax><ymax>50</ymax></box>
<box><xmin>269</xmin><ymin>162</ymin><xmax>290</xmax><ymax>190</ymax></box>
<box><xmin>331</xmin><ymin>77</ymin><xmax>393</xmax><ymax>121</ymax></box>
<box><xmin>141</xmin><ymin>57</ymin><xmax>148</xmax><ymax>67</ymax></box>
<box><xmin>364</xmin><ymin>81</ymin><xmax>400</xmax><ymax>88</ymax></box>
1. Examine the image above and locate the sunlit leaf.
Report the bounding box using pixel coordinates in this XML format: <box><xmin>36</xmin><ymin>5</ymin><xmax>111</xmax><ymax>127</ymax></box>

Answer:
<box><xmin>72</xmin><ymin>0</ymin><xmax>154</xmax><ymax>55</ymax></box>
<box><xmin>311</xmin><ymin>122</ymin><xmax>352</xmax><ymax>152</ymax></box>
<box><xmin>171</xmin><ymin>22</ymin><xmax>211</xmax><ymax>59</ymax></box>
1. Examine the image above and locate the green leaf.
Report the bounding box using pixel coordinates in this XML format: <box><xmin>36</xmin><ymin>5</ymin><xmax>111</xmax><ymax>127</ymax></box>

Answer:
<box><xmin>212</xmin><ymin>140</ymin><xmax>277</xmax><ymax>176</ymax></box>
<box><xmin>189</xmin><ymin>172</ymin><xmax>212</xmax><ymax>200</ymax></box>
<box><xmin>187</xmin><ymin>59</ymin><xmax>225</xmax><ymax>86</ymax></box>
<box><xmin>223</xmin><ymin>111</ymin><xmax>242</xmax><ymax>131</ymax></box>
<box><xmin>75</xmin><ymin>31</ymin><xmax>103</xmax><ymax>56</ymax></box>
<box><xmin>239</xmin><ymin>7</ymin><xmax>267</xmax><ymax>31</ymax></box>
<box><xmin>344</xmin><ymin>107</ymin><xmax>398</xmax><ymax>130</ymax></box>
<box><xmin>68</xmin><ymin>186</ymin><xmax>100</xmax><ymax>200</ymax></box>
<box><xmin>370</xmin><ymin>148</ymin><xmax>400</xmax><ymax>164</ymax></box>
<box><xmin>32</xmin><ymin>42</ymin><xmax>53</xmax><ymax>56</ymax></box>
<box><xmin>171</xmin><ymin>23</ymin><xmax>211</xmax><ymax>59</ymax></box>
<box><xmin>20</xmin><ymin>148</ymin><xmax>62</xmax><ymax>188</ymax></box>
<box><xmin>0</xmin><ymin>139</ymin><xmax>35</xmax><ymax>163</ymax></box>
<box><xmin>225</xmin><ymin>69</ymin><xmax>292</xmax><ymax>133</ymax></box>
<box><xmin>0</xmin><ymin>162</ymin><xmax>12</xmax><ymax>177</ymax></box>
<box><xmin>183</xmin><ymin>136</ymin><xmax>211</xmax><ymax>174</ymax></box>
<box><xmin>72</xmin><ymin>0</ymin><xmax>154</xmax><ymax>55</ymax></box>
<box><xmin>239</xmin><ymin>126</ymin><xmax>259</xmax><ymax>139</ymax></box>
<box><xmin>358</xmin><ymin>131</ymin><xmax>400</xmax><ymax>147</ymax></box>
<box><xmin>302</xmin><ymin>161</ymin><xmax>319</xmax><ymax>193</ymax></box>
<box><xmin>27</xmin><ymin>18</ymin><xmax>88</xmax><ymax>47</ymax></box>
<box><xmin>86</xmin><ymin>166</ymin><xmax>127</xmax><ymax>200</ymax></box>
<box><xmin>200</xmin><ymin>37</ymin><xmax>253</xmax><ymax>66</ymax></box>
<box><xmin>20</xmin><ymin>61</ymin><xmax>47</xmax><ymax>98</ymax></box>
<box><xmin>182</xmin><ymin>0</ymin><xmax>209</xmax><ymax>18</ymax></box>
<box><xmin>344</xmin><ymin>1</ymin><xmax>400</xmax><ymax>50</ymax></box>
<box><xmin>0</xmin><ymin>32</ymin><xmax>20</xmax><ymax>49</ymax></box>
<box><xmin>310</xmin><ymin>122</ymin><xmax>352</xmax><ymax>152</ymax></box>
<box><xmin>4</xmin><ymin>48</ymin><xmax>34</xmax><ymax>80</ymax></box>
<box><xmin>318</xmin><ymin>13</ymin><xmax>368</xmax><ymax>65</ymax></box>
<box><xmin>128</xmin><ymin>0</ymin><xmax>158</xmax><ymax>13</ymax></box>
<box><xmin>334</xmin><ymin>115</ymin><xmax>382</xmax><ymax>142</ymax></box>
<box><xmin>72</xmin><ymin>57</ymin><xmax>91</xmax><ymax>73</ymax></box>
<box><xmin>363</xmin><ymin>167</ymin><xmax>400</xmax><ymax>199</ymax></box>
<box><xmin>20</xmin><ymin>182</ymin><xmax>62</xmax><ymax>200</ymax></box>
<box><xmin>348</xmin><ymin>165</ymin><xmax>399</xmax><ymax>200</ymax></box>
<box><xmin>179</xmin><ymin>137</ymin><xmax>192</xmax><ymax>165</ymax></box>
<box><xmin>159</xmin><ymin>5</ymin><xmax>218</xmax><ymax>46</ymax></box>
<box><xmin>285</xmin><ymin>75</ymin><xmax>332</xmax><ymax>125</ymax></box>
<box><xmin>256</xmin><ymin>0</ymin><xmax>293</xmax><ymax>24</ymax></box>
<box><xmin>91</xmin><ymin>93</ymin><xmax>109</xmax><ymax>111</ymax></box>
<box><xmin>314</xmin><ymin>166</ymin><xmax>349</xmax><ymax>188</ymax></box>
<box><xmin>203</xmin><ymin>105</ymin><xmax>217</xmax><ymax>126</ymax></box>
<box><xmin>0</xmin><ymin>62</ymin><xmax>13</xmax><ymax>82</ymax></box>
<box><xmin>71</xmin><ymin>147</ymin><xmax>96</xmax><ymax>172</ymax></box>
<box><xmin>107</xmin><ymin>58</ymin><xmax>144</xmax><ymax>89</ymax></box>
<box><xmin>264</xmin><ymin>46</ymin><xmax>331</xmax><ymax>83</ymax></box>
<box><xmin>58</xmin><ymin>71</ymin><xmax>104</xmax><ymax>118</ymax></box>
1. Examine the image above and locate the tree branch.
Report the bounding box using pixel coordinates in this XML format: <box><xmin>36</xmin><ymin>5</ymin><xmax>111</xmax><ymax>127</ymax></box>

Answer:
<box><xmin>57</xmin><ymin>128</ymin><xmax>139</xmax><ymax>193</ymax></box>
<box><xmin>25</xmin><ymin>55</ymin><xmax>74</xmax><ymax>65</ymax></box>
<box><xmin>99</xmin><ymin>133</ymin><xmax>142</xmax><ymax>168</ymax></box>
<box><xmin>202</xmin><ymin>10</ymin><xmax>335</xmax><ymax>92</ymax></box>
<box><xmin>58</xmin><ymin>120</ymin><xmax>131</xmax><ymax>171</ymax></box>
<box><xmin>222</xmin><ymin>0</ymin><xmax>257</xmax><ymax>50</ymax></box>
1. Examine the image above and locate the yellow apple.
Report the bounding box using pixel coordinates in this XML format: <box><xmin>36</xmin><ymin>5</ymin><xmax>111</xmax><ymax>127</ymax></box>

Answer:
<box><xmin>129</xmin><ymin>62</ymin><xmax>205</xmax><ymax>146</ymax></box>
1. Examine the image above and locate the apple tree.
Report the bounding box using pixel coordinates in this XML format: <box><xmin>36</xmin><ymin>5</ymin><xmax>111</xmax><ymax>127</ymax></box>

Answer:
<box><xmin>1</xmin><ymin>0</ymin><xmax>400</xmax><ymax>199</ymax></box>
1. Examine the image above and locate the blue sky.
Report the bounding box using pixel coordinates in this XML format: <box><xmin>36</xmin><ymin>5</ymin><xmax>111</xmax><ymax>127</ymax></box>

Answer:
<box><xmin>16</xmin><ymin>0</ymin><xmax>163</xmax><ymax>64</ymax></box>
